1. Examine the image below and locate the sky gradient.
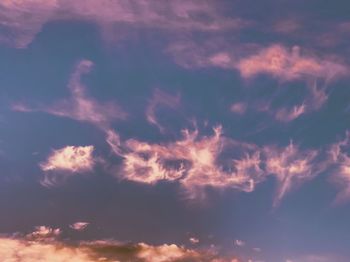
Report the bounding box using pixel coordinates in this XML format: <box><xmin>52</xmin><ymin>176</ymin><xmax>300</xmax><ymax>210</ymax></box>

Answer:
<box><xmin>1</xmin><ymin>1</ymin><xmax>350</xmax><ymax>261</ymax></box>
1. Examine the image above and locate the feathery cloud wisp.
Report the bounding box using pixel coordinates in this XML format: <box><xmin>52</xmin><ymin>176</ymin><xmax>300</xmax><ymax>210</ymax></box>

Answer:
<box><xmin>40</xmin><ymin>145</ymin><xmax>94</xmax><ymax>186</ymax></box>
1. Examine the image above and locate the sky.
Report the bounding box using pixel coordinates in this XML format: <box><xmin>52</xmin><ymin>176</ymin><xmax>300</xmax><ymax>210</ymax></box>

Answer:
<box><xmin>0</xmin><ymin>0</ymin><xmax>350</xmax><ymax>261</ymax></box>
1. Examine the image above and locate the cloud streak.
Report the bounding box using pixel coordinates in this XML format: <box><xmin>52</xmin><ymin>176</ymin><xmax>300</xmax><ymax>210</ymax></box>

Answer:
<box><xmin>146</xmin><ymin>88</ymin><xmax>181</xmax><ymax>133</ymax></box>
<box><xmin>13</xmin><ymin>59</ymin><xmax>126</xmax><ymax>156</ymax></box>
<box><xmin>0</xmin><ymin>227</ymin><xmax>238</xmax><ymax>262</ymax></box>
<box><xmin>0</xmin><ymin>0</ymin><xmax>245</xmax><ymax>48</ymax></box>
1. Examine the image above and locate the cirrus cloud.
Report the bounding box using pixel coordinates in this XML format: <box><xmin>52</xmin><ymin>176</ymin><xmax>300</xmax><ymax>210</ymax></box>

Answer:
<box><xmin>40</xmin><ymin>145</ymin><xmax>94</xmax><ymax>186</ymax></box>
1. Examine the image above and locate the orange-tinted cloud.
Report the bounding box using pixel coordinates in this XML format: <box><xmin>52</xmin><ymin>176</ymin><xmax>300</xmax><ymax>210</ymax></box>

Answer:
<box><xmin>0</xmin><ymin>228</ymin><xmax>238</xmax><ymax>262</ymax></box>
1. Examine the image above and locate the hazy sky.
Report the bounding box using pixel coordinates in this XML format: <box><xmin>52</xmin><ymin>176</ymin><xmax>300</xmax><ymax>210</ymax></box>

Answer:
<box><xmin>1</xmin><ymin>1</ymin><xmax>350</xmax><ymax>261</ymax></box>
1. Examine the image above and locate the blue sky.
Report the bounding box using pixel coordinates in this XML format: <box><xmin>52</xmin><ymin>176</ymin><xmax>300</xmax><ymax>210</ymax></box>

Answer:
<box><xmin>0</xmin><ymin>1</ymin><xmax>350</xmax><ymax>261</ymax></box>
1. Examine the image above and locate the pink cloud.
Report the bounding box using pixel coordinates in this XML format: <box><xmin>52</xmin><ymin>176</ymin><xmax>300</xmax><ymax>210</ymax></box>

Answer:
<box><xmin>230</xmin><ymin>102</ymin><xmax>247</xmax><ymax>115</ymax></box>
<box><xmin>168</xmin><ymin>42</ymin><xmax>348</xmax><ymax>121</ymax></box>
<box><xmin>45</xmin><ymin>60</ymin><xmax>126</xmax><ymax>126</ymax></box>
<box><xmin>264</xmin><ymin>142</ymin><xmax>323</xmax><ymax>207</ymax></box>
<box><xmin>40</xmin><ymin>145</ymin><xmax>94</xmax><ymax>172</ymax></box>
<box><xmin>0</xmin><ymin>0</ymin><xmax>245</xmax><ymax>48</ymax></box>
<box><xmin>13</xmin><ymin>59</ymin><xmax>126</xmax><ymax>156</ymax></box>
<box><xmin>328</xmin><ymin>132</ymin><xmax>350</xmax><ymax>204</ymax></box>
<box><xmin>236</xmin><ymin>45</ymin><xmax>348</xmax><ymax>81</ymax></box>
<box><xmin>166</xmin><ymin>39</ymin><xmax>236</xmax><ymax>70</ymax></box>
<box><xmin>40</xmin><ymin>145</ymin><xmax>94</xmax><ymax>186</ymax></box>
<box><xmin>273</xmin><ymin>19</ymin><xmax>301</xmax><ymax>34</ymax></box>
<box><xmin>70</xmin><ymin>222</ymin><xmax>89</xmax><ymax>231</ymax></box>
<box><xmin>189</xmin><ymin>237</ymin><xmax>199</xmax><ymax>244</ymax></box>
<box><xmin>0</xmin><ymin>0</ymin><xmax>58</xmax><ymax>48</ymax></box>
<box><xmin>120</xmin><ymin>124</ymin><xmax>331</xmax><ymax>205</ymax></box>
<box><xmin>234</xmin><ymin>239</ymin><xmax>245</xmax><ymax>247</ymax></box>
<box><xmin>146</xmin><ymin>88</ymin><xmax>181</xmax><ymax>133</ymax></box>
<box><xmin>121</xmin><ymin>126</ymin><xmax>264</xmax><ymax>199</ymax></box>
<box><xmin>137</xmin><ymin>242</ymin><xmax>200</xmax><ymax>262</ymax></box>
<box><xmin>274</xmin><ymin>104</ymin><xmax>306</xmax><ymax>122</ymax></box>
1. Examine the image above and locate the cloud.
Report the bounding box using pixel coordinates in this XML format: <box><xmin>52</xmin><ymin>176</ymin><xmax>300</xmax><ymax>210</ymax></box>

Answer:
<box><xmin>0</xmin><ymin>0</ymin><xmax>58</xmax><ymax>48</ymax></box>
<box><xmin>70</xmin><ymin>222</ymin><xmax>90</xmax><ymax>231</ymax></box>
<box><xmin>189</xmin><ymin>237</ymin><xmax>199</xmax><ymax>244</ymax></box>
<box><xmin>166</xmin><ymin>39</ymin><xmax>237</xmax><ymax>70</ymax></box>
<box><xmin>0</xmin><ymin>238</ymin><xmax>94</xmax><ymax>262</ymax></box>
<box><xmin>236</xmin><ymin>45</ymin><xmax>348</xmax><ymax>119</ymax></box>
<box><xmin>0</xmin><ymin>231</ymin><xmax>236</xmax><ymax>262</ymax></box>
<box><xmin>234</xmin><ymin>240</ymin><xmax>245</xmax><ymax>247</ymax></box>
<box><xmin>230</xmin><ymin>102</ymin><xmax>247</xmax><ymax>115</ymax></box>
<box><xmin>120</xmin><ymin>124</ymin><xmax>331</xmax><ymax>205</ymax></box>
<box><xmin>0</xmin><ymin>0</ymin><xmax>245</xmax><ymax>48</ymax></box>
<box><xmin>274</xmin><ymin>104</ymin><xmax>306</xmax><ymax>122</ymax></box>
<box><xmin>168</xmin><ymin>41</ymin><xmax>349</xmax><ymax>121</ymax></box>
<box><xmin>40</xmin><ymin>145</ymin><xmax>94</xmax><ymax>186</ymax></box>
<box><xmin>121</xmin><ymin>126</ymin><xmax>264</xmax><ymax>199</ymax></box>
<box><xmin>45</xmin><ymin>60</ymin><xmax>126</xmax><ymax>127</ymax></box>
<box><xmin>264</xmin><ymin>142</ymin><xmax>324</xmax><ymax>207</ymax></box>
<box><xmin>40</xmin><ymin>145</ymin><xmax>94</xmax><ymax>173</ymax></box>
<box><xmin>328</xmin><ymin>132</ymin><xmax>350</xmax><ymax>204</ymax></box>
<box><xmin>137</xmin><ymin>242</ymin><xmax>200</xmax><ymax>262</ymax></box>
<box><xmin>286</xmin><ymin>254</ymin><xmax>345</xmax><ymax>262</ymax></box>
<box><xmin>146</xmin><ymin>88</ymin><xmax>181</xmax><ymax>133</ymax></box>
<box><xmin>168</xmin><ymin>41</ymin><xmax>348</xmax><ymax>83</ymax></box>
<box><xmin>236</xmin><ymin>45</ymin><xmax>347</xmax><ymax>82</ymax></box>
<box><xmin>26</xmin><ymin>226</ymin><xmax>61</xmax><ymax>242</ymax></box>
<box><xmin>13</xmin><ymin>59</ymin><xmax>126</xmax><ymax>156</ymax></box>
<box><xmin>273</xmin><ymin>19</ymin><xmax>301</xmax><ymax>34</ymax></box>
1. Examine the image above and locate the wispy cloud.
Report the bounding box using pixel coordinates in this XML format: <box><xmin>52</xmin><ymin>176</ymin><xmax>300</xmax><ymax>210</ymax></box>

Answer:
<box><xmin>230</xmin><ymin>102</ymin><xmax>247</xmax><ymax>115</ymax></box>
<box><xmin>146</xmin><ymin>88</ymin><xmax>181</xmax><ymax>133</ymax></box>
<box><xmin>70</xmin><ymin>222</ymin><xmax>90</xmax><ymax>231</ymax></box>
<box><xmin>121</xmin><ymin>126</ymin><xmax>263</xmax><ymax>199</ymax></box>
<box><xmin>40</xmin><ymin>145</ymin><xmax>94</xmax><ymax>186</ymax></box>
<box><xmin>189</xmin><ymin>237</ymin><xmax>199</xmax><ymax>244</ymax></box>
<box><xmin>328</xmin><ymin>132</ymin><xmax>350</xmax><ymax>204</ymax></box>
<box><xmin>236</xmin><ymin>44</ymin><xmax>347</xmax><ymax>81</ymax></box>
<box><xmin>0</xmin><ymin>0</ymin><xmax>245</xmax><ymax>48</ymax></box>
<box><xmin>119</xmin><ymin>123</ymin><xmax>335</xmax><ymax>205</ymax></box>
<box><xmin>44</xmin><ymin>60</ymin><xmax>126</xmax><ymax>126</ymax></box>
<box><xmin>0</xmin><ymin>0</ymin><xmax>58</xmax><ymax>48</ymax></box>
<box><xmin>234</xmin><ymin>239</ymin><xmax>245</xmax><ymax>247</ymax></box>
<box><xmin>264</xmin><ymin>142</ymin><xmax>324</xmax><ymax>207</ymax></box>
<box><xmin>168</xmin><ymin>41</ymin><xmax>349</xmax><ymax>121</ymax></box>
<box><xmin>12</xmin><ymin>59</ymin><xmax>126</xmax><ymax>156</ymax></box>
